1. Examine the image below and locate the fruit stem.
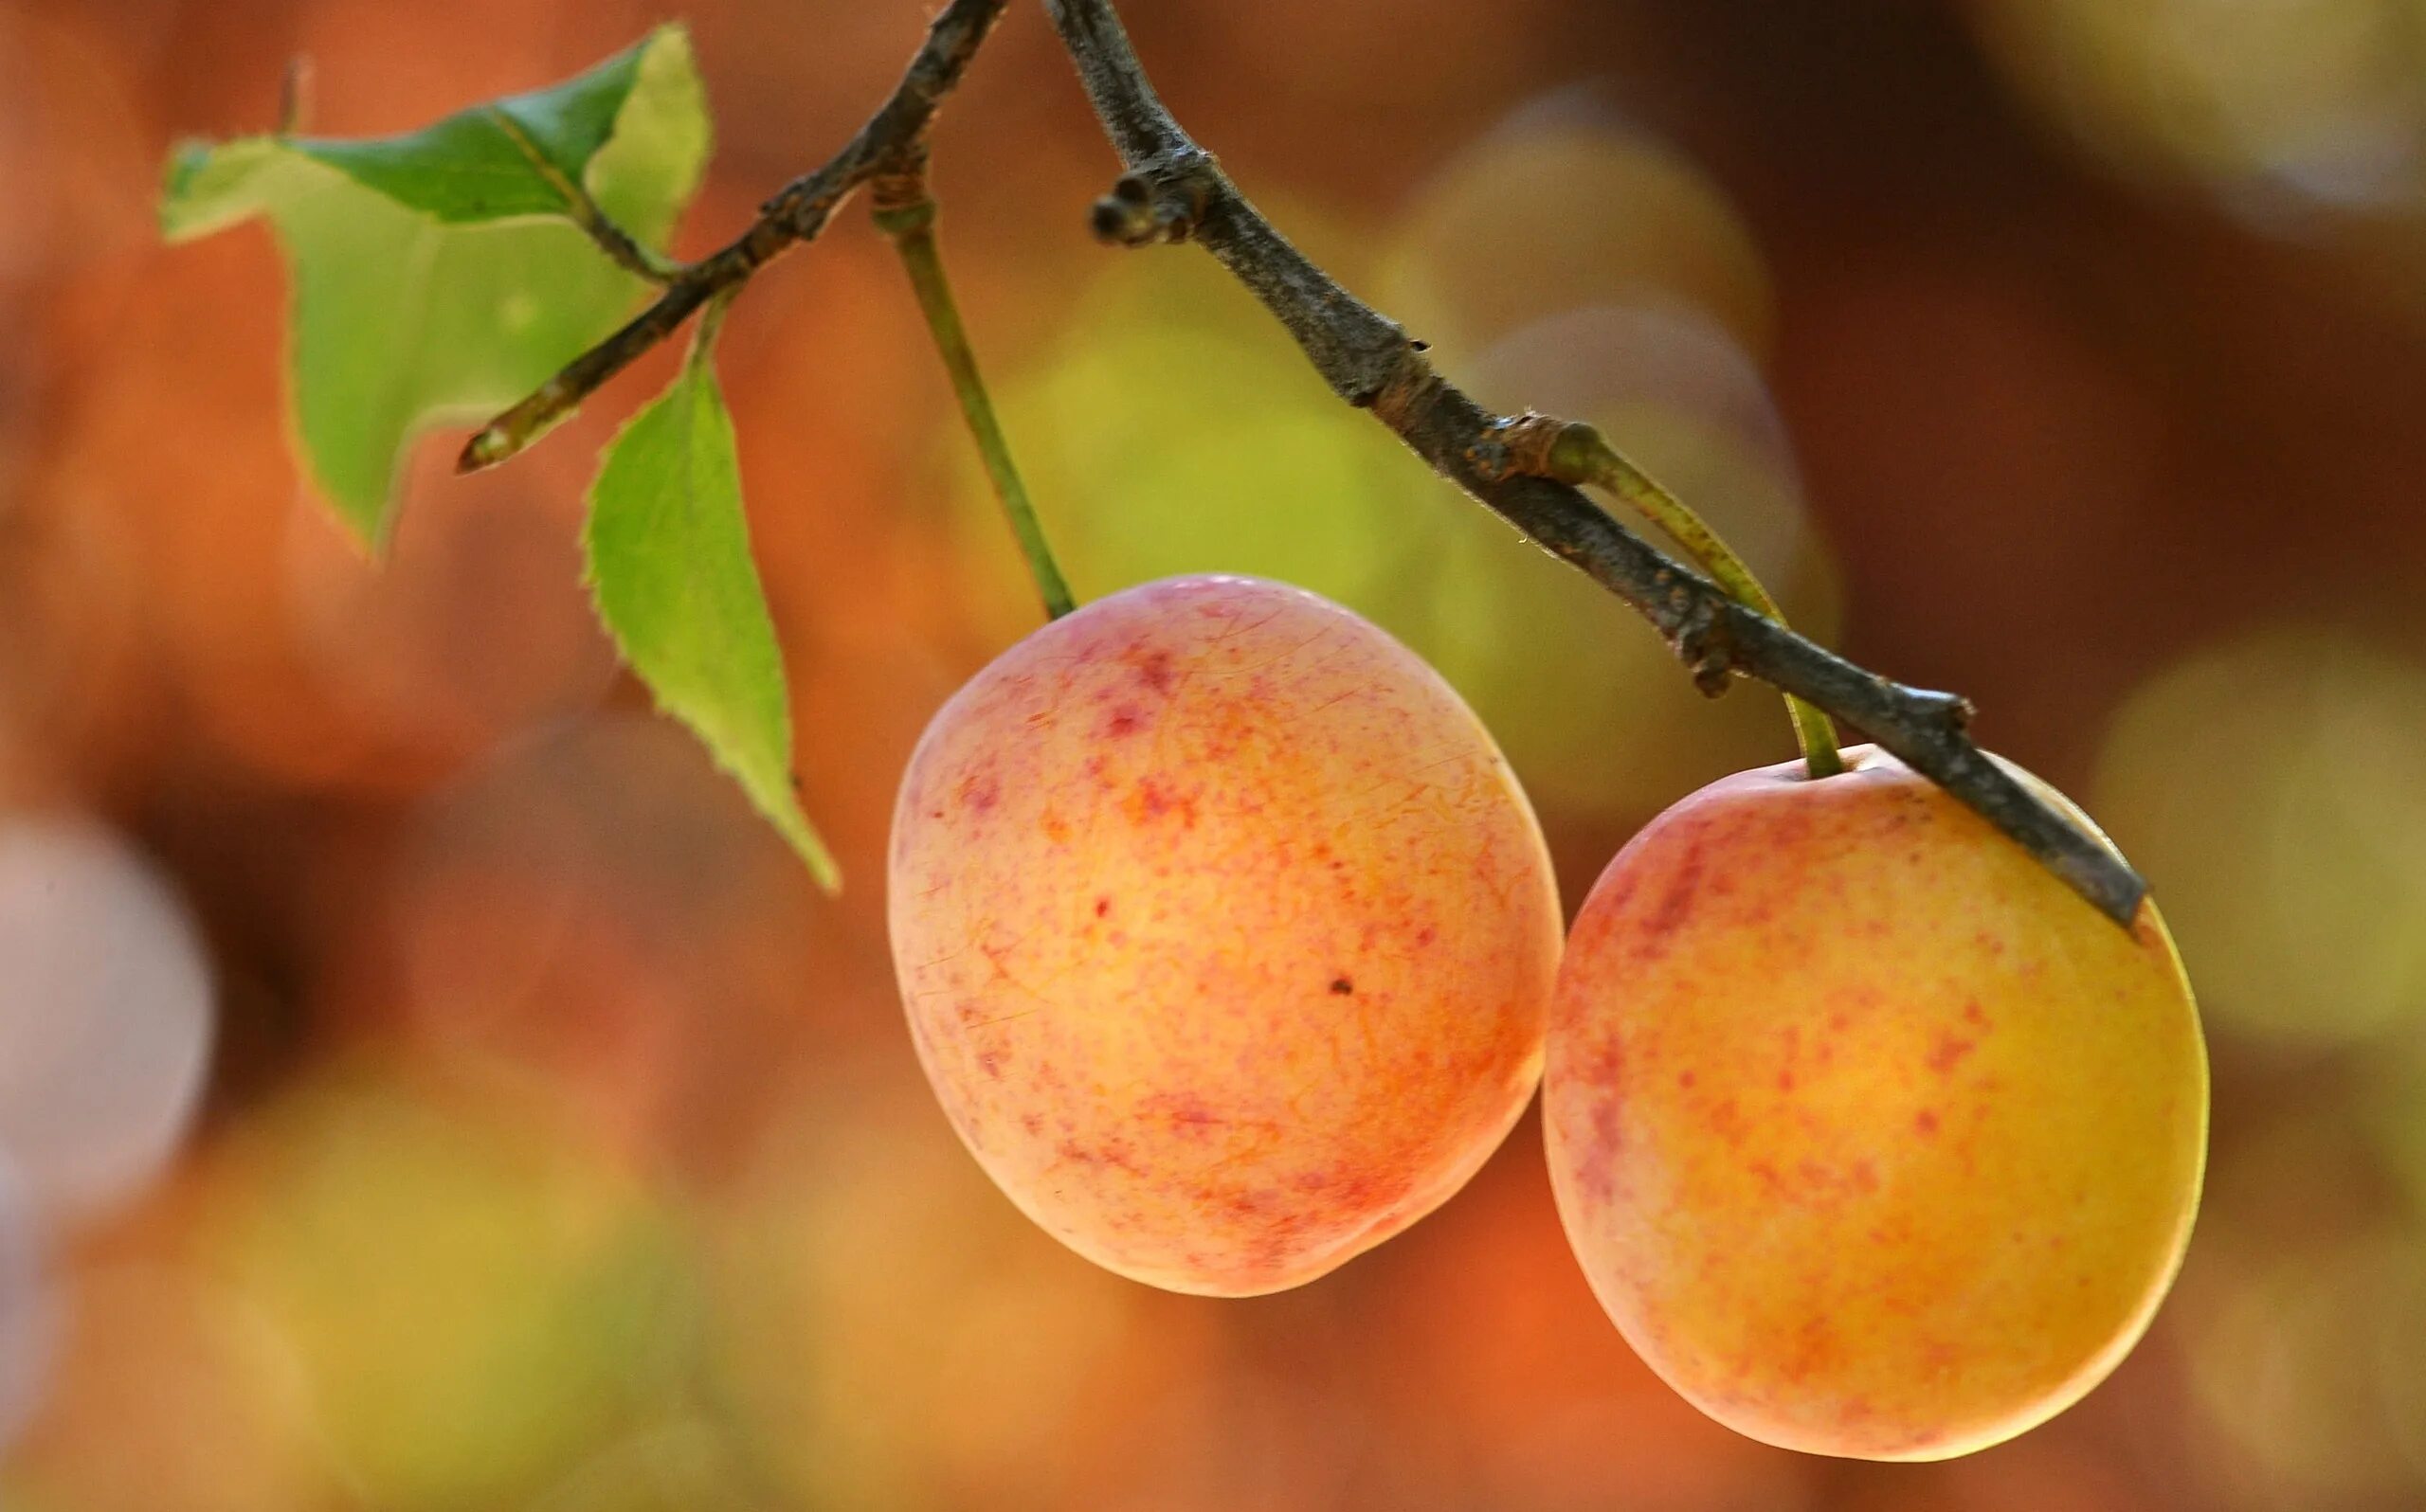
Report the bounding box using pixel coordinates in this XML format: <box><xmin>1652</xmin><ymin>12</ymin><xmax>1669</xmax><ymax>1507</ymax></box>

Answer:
<box><xmin>1548</xmin><ymin>423</ymin><xmax>1844</xmax><ymax>779</ymax></box>
<box><xmin>874</xmin><ymin>161</ymin><xmax>1077</xmax><ymax>621</ymax></box>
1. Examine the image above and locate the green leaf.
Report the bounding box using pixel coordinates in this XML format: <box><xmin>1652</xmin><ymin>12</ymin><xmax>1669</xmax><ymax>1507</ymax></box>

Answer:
<box><xmin>285</xmin><ymin>28</ymin><xmax>703</xmax><ymax>232</ymax></box>
<box><xmin>157</xmin><ymin>26</ymin><xmax>710</xmax><ymax>545</ymax></box>
<box><xmin>584</xmin><ymin>308</ymin><xmax>838</xmax><ymax>890</ymax></box>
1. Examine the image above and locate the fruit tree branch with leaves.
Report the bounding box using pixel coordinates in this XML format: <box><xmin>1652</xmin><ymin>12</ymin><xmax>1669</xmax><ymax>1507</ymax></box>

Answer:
<box><xmin>158</xmin><ymin>0</ymin><xmax>2209</xmax><ymax>1466</ymax></box>
<box><xmin>160</xmin><ymin>0</ymin><xmax>2143</xmax><ymax>925</ymax></box>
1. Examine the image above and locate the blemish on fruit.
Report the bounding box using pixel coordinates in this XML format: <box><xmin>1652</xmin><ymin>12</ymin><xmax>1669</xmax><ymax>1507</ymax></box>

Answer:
<box><xmin>1095</xmin><ymin>896</ymin><xmax>1111</xmax><ymax>918</ymax></box>
<box><xmin>1330</xmin><ymin>976</ymin><xmax>1354</xmax><ymax>995</ymax></box>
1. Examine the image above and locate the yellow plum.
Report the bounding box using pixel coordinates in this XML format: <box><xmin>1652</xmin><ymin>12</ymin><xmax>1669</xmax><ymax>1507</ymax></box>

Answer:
<box><xmin>1543</xmin><ymin>745</ymin><xmax>2207</xmax><ymax>1459</ymax></box>
<box><xmin>890</xmin><ymin>574</ymin><xmax>1562</xmax><ymax>1296</ymax></box>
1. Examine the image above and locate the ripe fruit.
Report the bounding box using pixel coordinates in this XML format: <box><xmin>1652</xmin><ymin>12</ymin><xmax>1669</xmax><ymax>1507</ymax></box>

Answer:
<box><xmin>889</xmin><ymin>574</ymin><xmax>1561</xmax><ymax>1296</ymax></box>
<box><xmin>1542</xmin><ymin>746</ymin><xmax>2207</xmax><ymax>1460</ymax></box>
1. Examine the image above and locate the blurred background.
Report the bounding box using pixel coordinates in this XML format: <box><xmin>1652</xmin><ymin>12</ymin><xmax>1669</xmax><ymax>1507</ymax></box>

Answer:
<box><xmin>4</xmin><ymin>0</ymin><xmax>2425</xmax><ymax>1506</ymax></box>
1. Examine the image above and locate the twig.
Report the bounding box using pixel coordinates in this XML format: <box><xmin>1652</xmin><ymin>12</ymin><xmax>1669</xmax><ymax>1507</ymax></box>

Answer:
<box><xmin>1040</xmin><ymin>0</ymin><xmax>2145</xmax><ymax>927</ymax></box>
<box><xmin>456</xmin><ymin>0</ymin><xmax>1010</xmax><ymax>473</ymax></box>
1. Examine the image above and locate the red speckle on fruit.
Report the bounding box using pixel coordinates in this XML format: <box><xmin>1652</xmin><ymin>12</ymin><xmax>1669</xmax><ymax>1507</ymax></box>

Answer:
<box><xmin>1095</xmin><ymin>896</ymin><xmax>1112</xmax><ymax>918</ymax></box>
<box><xmin>1569</xmin><ymin>1147</ymin><xmax>1616</xmax><ymax>1206</ymax></box>
<box><xmin>1130</xmin><ymin>778</ymin><xmax>1197</xmax><ymax>828</ymax></box>
<box><xmin>1144</xmin><ymin>1090</ymin><xmax>1222</xmax><ymax>1134</ymax></box>
<box><xmin>1597</xmin><ymin>870</ymin><xmax>1641</xmax><ymax>921</ymax></box>
<box><xmin>1927</xmin><ymin>1033</ymin><xmax>1977</xmax><ymax>1074</ymax></box>
<box><xmin>1569</xmin><ymin>1041</ymin><xmax>1629</xmax><ymax>1202</ymax></box>
<box><xmin>1058</xmin><ymin>1139</ymin><xmax>1146</xmax><ymax>1177</ymax></box>
<box><xmin>1677</xmin><ymin>1070</ymin><xmax>1696</xmax><ymax>1089</ymax></box>
<box><xmin>1963</xmin><ymin>1000</ymin><xmax>1990</xmax><ymax>1028</ymax></box>
<box><xmin>977</xmin><ymin>1048</ymin><xmax>1007</xmax><ymax>1080</ymax></box>
<box><xmin>1639</xmin><ymin>840</ymin><xmax>1707</xmax><ymax>951</ymax></box>
<box><xmin>1132</xmin><ymin>647</ymin><xmax>1178</xmax><ymax>694</ymax></box>
<box><xmin>1778</xmin><ymin>1069</ymin><xmax>1797</xmax><ymax>1092</ymax></box>
<box><xmin>1106</xmin><ymin>705</ymin><xmax>1145</xmax><ymax>738</ymax></box>
<box><xmin>1914</xmin><ymin>1108</ymin><xmax>1940</xmax><ymax>1136</ymax></box>
<box><xmin>958</xmin><ymin>769</ymin><xmax>1000</xmax><ymax>812</ymax></box>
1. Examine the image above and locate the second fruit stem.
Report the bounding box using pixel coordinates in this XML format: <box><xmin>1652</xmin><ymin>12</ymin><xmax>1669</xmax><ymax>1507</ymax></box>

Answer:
<box><xmin>875</xmin><ymin>158</ymin><xmax>1077</xmax><ymax>622</ymax></box>
<box><xmin>1548</xmin><ymin>423</ymin><xmax>1846</xmax><ymax>780</ymax></box>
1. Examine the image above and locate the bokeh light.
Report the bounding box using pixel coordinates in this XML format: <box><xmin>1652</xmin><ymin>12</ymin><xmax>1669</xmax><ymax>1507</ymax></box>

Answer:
<box><xmin>0</xmin><ymin>1159</ymin><xmax>55</xmax><ymax>1465</ymax></box>
<box><xmin>2092</xmin><ymin>627</ymin><xmax>2426</xmax><ymax>1048</ymax></box>
<box><xmin>709</xmin><ymin>1058</ymin><xmax>1184</xmax><ymax>1509</ymax></box>
<box><xmin>0</xmin><ymin>1259</ymin><xmax>333</xmax><ymax>1512</ymax></box>
<box><xmin>2186</xmin><ymin>1226</ymin><xmax>2426</xmax><ymax>1507</ymax></box>
<box><xmin>197</xmin><ymin>1053</ymin><xmax>699</xmax><ymax>1512</ymax></box>
<box><xmin>0</xmin><ymin>815</ymin><xmax>213</xmax><ymax>1222</ymax></box>
<box><xmin>1376</xmin><ymin>105</ymin><xmax>1774</xmax><ymax>366</ymax></box>
<box><xmin>1970</xmin><ymin>0</ymin><xmax>2426</xmax><ymax>221</ymax></box>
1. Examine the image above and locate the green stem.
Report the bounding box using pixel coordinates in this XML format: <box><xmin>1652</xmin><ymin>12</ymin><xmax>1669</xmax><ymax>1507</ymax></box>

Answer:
<box><xmin>1548</xmin><ymin>422</ymin><xmax>1844</xmax><ymax>779</ymax></box>
<box><xmin>875</xmin><ymin>190</ymin><xmax>1077</xmax><ymax>621</ymax></box>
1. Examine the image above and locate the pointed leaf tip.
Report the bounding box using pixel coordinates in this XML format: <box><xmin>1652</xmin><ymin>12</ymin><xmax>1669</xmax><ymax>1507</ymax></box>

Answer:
<box><xmin>583</xmin><ymin>319</ymin><xmax>840</xmax><ymax>891</ymax></box>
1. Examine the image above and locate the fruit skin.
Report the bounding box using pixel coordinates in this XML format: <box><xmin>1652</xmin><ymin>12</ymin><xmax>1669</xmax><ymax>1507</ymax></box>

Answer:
<box><xmin>889</xmin><ymin>574</ymin><xmax>1561</xmax><ymax>1296</ymax></box>
<box><xmin>1542</xmin><ymin>746</ymin><xmax>2208</xmax><ymax>1461</ymax></box>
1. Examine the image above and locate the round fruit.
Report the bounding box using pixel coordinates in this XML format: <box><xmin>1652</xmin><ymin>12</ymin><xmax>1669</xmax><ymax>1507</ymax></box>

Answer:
<box><xmin>1542</xmin><ymin>745</ymin><xmax>2207</xmax><ymax>1460</ymax></box>
<box><xmin>889</xmin><ymin>574</ymin><xmax>1561</xmax><ymax>1296</ymax></box>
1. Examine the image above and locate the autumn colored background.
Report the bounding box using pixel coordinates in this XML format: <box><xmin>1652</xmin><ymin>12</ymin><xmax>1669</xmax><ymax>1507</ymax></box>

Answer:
<box><xmin>3</xmin><ymin>0</ymin><xmax>2423</xmax><ymax>1506</ymax></box>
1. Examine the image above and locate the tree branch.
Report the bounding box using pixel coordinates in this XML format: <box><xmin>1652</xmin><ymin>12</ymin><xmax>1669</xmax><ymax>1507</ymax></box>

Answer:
<box><xmin>456</xmin><ymin>0</ymin><xmax>1010</xmax><ymax>472</ymax></box>
<box><xmin>455</xmin><ymin>0</ymin><xmax>2146</xmax><ymax>927</ymax></box>
<box><xmin>1040</xmin><ymin>0</ymin><xmax>2145</xmax><ymax>927</ymax></box>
